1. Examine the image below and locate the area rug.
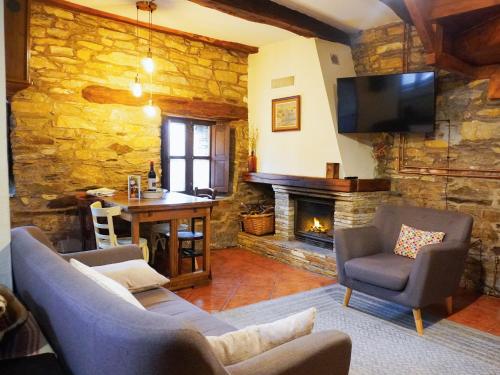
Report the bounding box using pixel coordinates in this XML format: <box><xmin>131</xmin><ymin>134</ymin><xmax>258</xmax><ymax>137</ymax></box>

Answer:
<box><xmin>214</xmin><ymin>285</ymin><xmax>500</xmax><ymax>375</ymax></box>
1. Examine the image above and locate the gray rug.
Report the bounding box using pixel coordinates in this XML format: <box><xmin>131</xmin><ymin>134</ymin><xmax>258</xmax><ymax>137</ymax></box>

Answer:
<box><xmin>214</xmin><ymin>285</ymin><xmax>500</xmax><ymax>375</ymax></box>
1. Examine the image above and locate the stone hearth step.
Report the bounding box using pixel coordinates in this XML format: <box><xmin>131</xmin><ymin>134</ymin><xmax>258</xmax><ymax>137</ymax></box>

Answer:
<box><xmin>237</xmin><ymin>232</ymin><xmax>336</xmax><ymax>278</ymax></box>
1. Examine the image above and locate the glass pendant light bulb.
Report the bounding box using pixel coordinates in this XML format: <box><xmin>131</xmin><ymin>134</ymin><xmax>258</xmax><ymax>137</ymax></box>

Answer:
<box><xmin>143</xmin><ymin>99</ymin><xmax>156</xmax><ymax>117</ymax></box>
<box><xmin>142</xmin><ymin>51</ymin><xmax>154</xmax><ymax>74</ymax></box>
<box><xmin>130</xmin><ymin>75</ymin><xmax>142</xmax><ymax>97</ymax></box>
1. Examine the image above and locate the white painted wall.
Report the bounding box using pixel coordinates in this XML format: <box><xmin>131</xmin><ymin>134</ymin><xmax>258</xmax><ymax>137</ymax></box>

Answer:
<box><xmin>248</xmin><ymin>36</ymin><xmax>376</xmax><ymax>178</ymax></box>
<box><xmin>0</xmin><ymin>0</ymin><xmax>12</xmax><ymax>289</ymax></box>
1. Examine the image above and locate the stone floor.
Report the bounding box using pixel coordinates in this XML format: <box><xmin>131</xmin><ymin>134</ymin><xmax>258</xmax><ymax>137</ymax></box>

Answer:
<box><xmin>175</xmin><ymin>248</ymin><xmax>500</xmax><ymax>336</ymax></box>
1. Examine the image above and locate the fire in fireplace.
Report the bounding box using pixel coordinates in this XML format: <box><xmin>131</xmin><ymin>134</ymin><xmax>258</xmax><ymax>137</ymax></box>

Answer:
<box><xmin>294</xmin><ymin>196</ymin><xmax>334</xmax><ymax>249</ymax></box>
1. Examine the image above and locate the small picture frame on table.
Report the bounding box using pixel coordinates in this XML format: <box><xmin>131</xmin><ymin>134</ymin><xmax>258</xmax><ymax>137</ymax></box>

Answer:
<box><xmin>272</xmin><ymin>95</ymin><xmax>301</xmax><ymax>132</ymax></box>
<box><xmin>128</xmin><ymin>175</ymin><xmax>141</xmax><ymax>199</ymax></box>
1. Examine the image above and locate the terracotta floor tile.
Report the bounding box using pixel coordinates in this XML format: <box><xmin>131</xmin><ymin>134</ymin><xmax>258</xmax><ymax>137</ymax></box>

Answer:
<box><xmin>173</xmin><ymin>248</ymin><xmax>498</xmax><ymax>335</ymax></box>
<box><xmin>187</xmin><ymin>290</ymin><xmax>231</xmax><ymax>312</ymax></box>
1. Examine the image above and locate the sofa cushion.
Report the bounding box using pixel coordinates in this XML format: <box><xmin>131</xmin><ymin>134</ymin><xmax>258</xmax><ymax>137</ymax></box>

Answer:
<box><xmin>70</xmin><ymin>259</ymin><xmax>145</xmax><ymax>310</ymax></box>
<box><xmin>206</xmin><ymin>307</ymin><xmax>316</xmax><ymax>366</ymax></box>
<box><xmin>344</xmin><ymin>253</ymin><xmax>414</xmax><ymax>291</ymax></box>
<box><xmin>134</xmin><ymin>288</ymin><xmax>235</xmax><ymax>336</ymax></box>
<box><xmin>93</xmin><ymin>259</ymin><xmax>170</xmax><ymax>293</ymax></box>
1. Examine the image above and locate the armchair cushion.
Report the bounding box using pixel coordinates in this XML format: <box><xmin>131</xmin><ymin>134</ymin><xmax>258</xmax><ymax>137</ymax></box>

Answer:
<box><xmin>344</xmin><ymin>253</ymin><xmax>414</xmax><ymax>291</ymax></box>
<box><xmin>393</xmin><ymin>224</ymin><xmax>445</xmax><ymax>259</ymax></box>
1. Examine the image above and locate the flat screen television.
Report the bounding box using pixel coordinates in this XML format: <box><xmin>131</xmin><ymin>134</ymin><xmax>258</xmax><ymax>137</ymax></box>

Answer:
<box><xmin>337</xmin><ymin>71</ymin><xmax>436</xmax><ymax>133</ymax></box>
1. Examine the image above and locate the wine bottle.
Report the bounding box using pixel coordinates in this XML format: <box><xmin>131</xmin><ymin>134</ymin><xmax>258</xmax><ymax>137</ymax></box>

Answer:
<box><xmin>148</xmin><ymin>161</ymin><xmax>157</xmax><ymax>191</ymax></box>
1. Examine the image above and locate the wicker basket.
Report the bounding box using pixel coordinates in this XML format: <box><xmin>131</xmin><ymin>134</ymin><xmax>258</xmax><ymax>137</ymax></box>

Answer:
<box><xmin>241</xmin><ymin>213</ymin><xmax>275</xmax><ymax>236</ymax></box>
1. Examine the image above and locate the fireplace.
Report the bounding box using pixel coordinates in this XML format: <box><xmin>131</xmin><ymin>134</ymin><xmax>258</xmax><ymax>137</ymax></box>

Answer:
<box><xmin>294</xmin><ymin>196</ymin><xmax>334</xmax><ymax>249</ymax></box>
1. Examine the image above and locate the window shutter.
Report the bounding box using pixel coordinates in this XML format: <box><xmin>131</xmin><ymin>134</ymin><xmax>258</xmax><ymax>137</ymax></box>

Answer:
<box><xmin>210</xmin><ymin>123</ymin><xmax>230</xmax><ymax>193</ymax></box>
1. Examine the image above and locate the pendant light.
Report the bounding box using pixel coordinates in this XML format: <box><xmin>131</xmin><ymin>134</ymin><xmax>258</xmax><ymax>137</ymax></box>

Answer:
<box><xmin>143</xmin><ymin>98</ymin><xmax>156</xmax><ymax>117</ymax></box>
<box><xmin>130</xmin><ymin>5</ymin><xmax>142</xmax><ymax>97</ymax></box>
<box><xmin>141</xmin><ymin>1</ymin><xmax>155</xmax><ymax>74</ymax></box>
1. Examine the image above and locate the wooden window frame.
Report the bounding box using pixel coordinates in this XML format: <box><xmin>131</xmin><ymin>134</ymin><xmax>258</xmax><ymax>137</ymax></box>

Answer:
<box><xmin>161</xmin><ymin>117</ymin><xmax>214</xmax><ymax>194</ymax></box>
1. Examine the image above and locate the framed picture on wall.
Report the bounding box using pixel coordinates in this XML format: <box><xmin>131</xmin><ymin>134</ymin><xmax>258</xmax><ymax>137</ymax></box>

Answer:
<box><xmin>272</xmin><ymin>95</ymin><xmax>301</xmax><ymax>132</ymax></box>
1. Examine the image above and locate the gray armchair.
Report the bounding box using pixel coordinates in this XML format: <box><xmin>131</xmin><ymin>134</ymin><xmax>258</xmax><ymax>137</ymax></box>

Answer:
<box><xmin>335</xmin><ymin>204</ymin><xmax>473</xmax><ymax>335</ymax></box>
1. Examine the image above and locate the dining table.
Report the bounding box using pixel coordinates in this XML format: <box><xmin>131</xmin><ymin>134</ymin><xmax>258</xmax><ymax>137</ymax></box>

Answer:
<box><xmin>102</xmin><ymin>191</ymin><xmax>217</xmax><ymax>290</ymax></box>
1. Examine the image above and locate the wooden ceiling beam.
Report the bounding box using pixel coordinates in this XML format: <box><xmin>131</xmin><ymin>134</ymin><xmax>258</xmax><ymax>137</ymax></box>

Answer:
<box><xmin>429</xmin><ymin>0</ymin><xmax>500</xmax><ymax>20</ymax></box>
<box><xmin>454</xmin><ymin>15</ymin><xmax>500</xmax><ymax>66</ymax></box>
<box><xmin>426</xmin><ymin>52</ymin><xmax>477</xmax><ymax>76</ymax></box>
<box><xmin>40</xmin><ymin>0</ymin><xmax>258</xmax><ymax>54</ymax></box>
<box><xmin>82</xmin><ymin>85</ymin><xmax>248</xmax><ymax>121</ymax></box>
<box><xmin>487</xmin><ymin>72</ymin><xmax>500</xmax><ymax>98</ymax></box>
<box><xmin>187</xmin><ymin>0</ymin><xmax>350</xmax><ymax>45</ymax></box>
<box><xmin>404</xmin><ymin>0</ymin><xmax>435</xmax><ymax>52</ymax></box>
<box><xmin>388</xmin><ymin>0</ymin><xmax>500</xmax><ymax>99</ymax></box>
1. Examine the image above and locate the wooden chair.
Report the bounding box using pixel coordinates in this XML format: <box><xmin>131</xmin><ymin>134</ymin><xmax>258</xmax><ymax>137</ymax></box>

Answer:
<box><xmin>90</xmin><ymin>201</ymin><xmax>150</xmax><ymax>262</ymax></box>
<box><xmin>151</xmin><ymin>188</ymin><xmax>216</xmax><ymax>273</ymax></box>
<box><xmin>176</xmin><ymin>188</ymin><xmax>217</xmax><ymax>273</ymax></box>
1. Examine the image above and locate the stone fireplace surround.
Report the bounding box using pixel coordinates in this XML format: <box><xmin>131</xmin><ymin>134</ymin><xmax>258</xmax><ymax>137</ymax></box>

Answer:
<box><xmin>273</xmin><ymin>185</ymin><xmax>388</xmax><ymax>243</ymax></box>
<box><xmin>238</xmin><ymin>180</ymin><xmax>389</xmax><ymax>277</ymax></box>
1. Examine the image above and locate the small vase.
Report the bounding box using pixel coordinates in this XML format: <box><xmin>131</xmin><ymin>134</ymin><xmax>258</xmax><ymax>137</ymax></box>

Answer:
<box><xmin>248</xmin><ymin>151</ymin><xmax>257</xmax><ymax>173</ymax></box>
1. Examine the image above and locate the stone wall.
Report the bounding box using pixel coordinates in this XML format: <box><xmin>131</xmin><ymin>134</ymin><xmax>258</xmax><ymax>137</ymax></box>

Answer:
<box><xmin>10</xmin><ymin>1</ymin><xmax>271</xmax><ymax>249</ymax></box>
<box><xmin>351</xmin><ymin>22</ymin><xmax>500</xmax><ymax>295</ymax></box>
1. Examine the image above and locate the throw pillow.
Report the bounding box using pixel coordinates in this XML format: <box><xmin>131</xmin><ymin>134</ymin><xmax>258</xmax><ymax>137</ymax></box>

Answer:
<box><xmin>206</xmin><ymin>307</ymin><xmax>316</xmax><ymax>366</ymax></box>
<box><xmin>70</xmin><ymin>259</ymin><xmax>145</xmax><ymax>310</ymax></box>
<box><xmin>394</xmin><ymin>224</ymin><xmax>445</xmax><ymax>259</ymax></box>
<box><xmin>0</xmin><ymin>313</ymin><xmax>55</xmax><ymax>360</ymax></box>
<box><xmin>92</xmin><ymin>259</ymin><xmax>169</xmax><ymax>293</ymax></box>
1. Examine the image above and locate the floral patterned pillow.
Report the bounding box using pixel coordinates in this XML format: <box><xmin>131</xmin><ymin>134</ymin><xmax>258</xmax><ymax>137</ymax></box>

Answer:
<box><xmin>394</xmin><ymin>224</ymin><xmax>445</xmax><ymax>259</ymax></box>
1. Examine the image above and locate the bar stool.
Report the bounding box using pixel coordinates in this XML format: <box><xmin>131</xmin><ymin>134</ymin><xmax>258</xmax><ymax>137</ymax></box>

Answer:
<box><xmin>90</xmin><ymin>201</ymin><xmax>150</xmax><ymax>262</ymax></box>
<box><xmin>175</xmin><ymin>188</ymin><xmax>217</xmax><ymax>274</ymax></box>
<box><xmin>150</xmin><ymin>222</ymin><xmax>188</xmax><ymax>264</ymax></box>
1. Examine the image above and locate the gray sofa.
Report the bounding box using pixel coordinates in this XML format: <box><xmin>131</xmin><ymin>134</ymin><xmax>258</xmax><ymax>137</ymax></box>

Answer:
<box><xmin>335</xmin><ymin>204</ymin><xmax>473</xmax><ymax>335</ymax></box>
<box><xmin>11</xmin><ymin>226</ymin><xmax>352</xmax><ymax>375</ymax></box>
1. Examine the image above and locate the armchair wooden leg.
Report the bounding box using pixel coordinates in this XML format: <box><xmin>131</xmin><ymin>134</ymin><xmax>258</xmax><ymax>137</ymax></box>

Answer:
<box><xmin>343</xmin><ymin>288</ymin><xmax>352</xmax><ymax>307</ymax></box>
<box><xmin>412</xmin><ymin>309</ymin><xmax>424</xmax><ymax>336</ymax></box>
<box><xmin>445</xmin><ymin>296</ymin><xmax>453</xmax><ymax>315</ymax></box>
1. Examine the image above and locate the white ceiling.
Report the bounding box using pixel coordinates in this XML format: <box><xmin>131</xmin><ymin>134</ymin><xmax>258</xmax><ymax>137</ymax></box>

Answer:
<box><xmin>68</xmin><ymin>0</ymin><xmax>401</xmax><ymax>47</ymax></box>
<box><xmin>272</xmin><ymin>0</ymin><xmax>400</xmax><ymax>33</ymax></box>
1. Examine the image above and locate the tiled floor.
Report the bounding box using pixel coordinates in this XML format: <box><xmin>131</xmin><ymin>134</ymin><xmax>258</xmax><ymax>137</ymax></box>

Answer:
<box><xmin>174</xmin><ymin>248</ymin><xmax>500</xmax><ymax>336</ymax></box>
<box><xmin>174</xmin><ymin>248</ymin><xmax>334</xmax><ymax>312</ymax></box>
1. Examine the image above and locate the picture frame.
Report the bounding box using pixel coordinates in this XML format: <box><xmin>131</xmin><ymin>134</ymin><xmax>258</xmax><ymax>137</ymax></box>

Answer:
<box><xmin>128</xmin><ymin>175</ymin><xmax>141</xmax><ymax>199</ymax></box>
<box><xmin>272</xmin><ymin>95</ymin><xmax>301</xmax><ymax>132</ymax></box>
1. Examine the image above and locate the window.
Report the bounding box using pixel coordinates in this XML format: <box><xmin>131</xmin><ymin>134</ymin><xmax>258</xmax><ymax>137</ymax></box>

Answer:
<box><xmin>161</xmin><ymin>117</ymin><xmax>230</xmax><ymax>194</ymax></box>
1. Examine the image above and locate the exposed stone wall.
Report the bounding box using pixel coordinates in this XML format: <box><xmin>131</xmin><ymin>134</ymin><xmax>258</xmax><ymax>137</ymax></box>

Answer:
<box><xmin>10</xmin><ymin>1</ymin><xmax>270</xmax><ymax>249</ymax></box>
<box><xmin>351</xmin><ymin>22</ymin><xmax>500</xmax><ymax>295</ymax></box>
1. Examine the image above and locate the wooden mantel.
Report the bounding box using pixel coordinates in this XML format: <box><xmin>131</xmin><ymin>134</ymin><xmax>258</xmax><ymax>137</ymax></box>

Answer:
<box><xmin>243</xmin><ymin>172</ymin><xmax>391</xmax><ymax>193</ymax></box>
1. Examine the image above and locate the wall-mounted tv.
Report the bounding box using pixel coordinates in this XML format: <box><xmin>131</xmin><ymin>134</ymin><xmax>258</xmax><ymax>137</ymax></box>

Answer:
<box><xmin>337</xmin><ymin>71</ymin><xmax>436</xmax><ymax>133</ymax></box>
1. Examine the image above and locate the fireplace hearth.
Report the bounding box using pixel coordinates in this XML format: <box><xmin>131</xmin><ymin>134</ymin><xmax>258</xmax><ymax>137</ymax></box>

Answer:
<box><xmin>294</xmin><ymin>196</ymin><xmax>334</xmax><ymax>249</ymax></box>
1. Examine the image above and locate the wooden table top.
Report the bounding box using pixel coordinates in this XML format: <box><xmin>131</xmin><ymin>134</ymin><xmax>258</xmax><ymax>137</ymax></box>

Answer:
<box><xmin>102</xmin><ymin>192</ymin><xmax>217</xmax><ymax>212</ymax></box>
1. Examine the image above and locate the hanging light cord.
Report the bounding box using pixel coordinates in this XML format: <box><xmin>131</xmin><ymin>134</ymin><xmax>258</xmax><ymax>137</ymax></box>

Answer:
<box><xmin>135</xmin><ymin>6</ymin><xmax>139</xmax><ymax>77</ymax></box>
<box><xmin>149</xmin><ymin>2</ymin><xmax>153</xmax><ymax>103</ymax></box>
<box><xmin>149</xmin><ymin>2</ymin><xmax>152</xmax><ymax>55</ymax></box>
